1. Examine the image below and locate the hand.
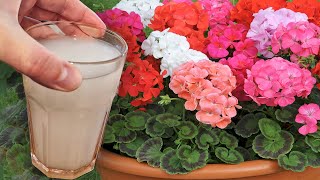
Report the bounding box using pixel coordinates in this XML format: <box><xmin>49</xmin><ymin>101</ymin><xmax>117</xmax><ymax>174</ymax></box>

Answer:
<box><xmin>0</xmin><ymin>0</ymin><xmax>106</xmax><ymax>91</ymax></box>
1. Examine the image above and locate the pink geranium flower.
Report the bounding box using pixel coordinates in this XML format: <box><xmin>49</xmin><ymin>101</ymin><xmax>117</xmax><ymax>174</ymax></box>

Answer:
<box><xmin>295</xmin><ymin>104</ymin><xmax>320</xmax><ymax>135</ymax></box>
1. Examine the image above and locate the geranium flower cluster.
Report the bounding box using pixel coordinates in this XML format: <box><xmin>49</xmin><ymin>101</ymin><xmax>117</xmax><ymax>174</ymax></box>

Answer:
<box><xmin>207</xmin><ymin>23</ymin><xmax>253</xmax><ymax>59</ymax></box>
<box><xmin>271</xmin><ymin>21</ymin><xmax>320</xmax><ymax>63</ymax></box>
<box><xmin>97</xmin><ymin>8</ymin><xmax>145</xmax><ymax>42</ymax></box>
<box><xmin>118</xmin><ymin>59</ymin><xmax>164</xmax><ymax>107</ymax></box>
<box><xmin>113</xmin><ymin>0</ymin><xmax>163</xmax><ymax>27</ymax></box>
<box><xmin>169</xmin><ymin>60</ymin><xmax>239</xmax><ymax>129</ymax></box>
<box><xmin>199</xmin><ymin>0</ymin><xmax>233</xmax><ymax>27</ymax></box>
<box><xmin>141</xmin><ymin>29</ymin><xmax>208</xmax><ymax>77</ymax></box>
<box><xmin>247</xmin><ymin>8</ymin><xmax>308</xmax><ymax>58</ymax></box>
<box><xmin>149</xmin><ymin>2</ymin><xmax>209</xmax><ymax>52</ymax></box>
<box><xmin>295</xmin><ymin>103</ymin><xmax>320</xmax><ymax>135</ymax></box>
<box><xmin>244</xmin><ymin>57</ymin><xmax>316</xmax><ymax>107</ymax></box>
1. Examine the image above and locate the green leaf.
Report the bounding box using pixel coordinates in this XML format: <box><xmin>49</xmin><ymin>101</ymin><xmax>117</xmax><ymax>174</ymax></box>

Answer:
<box><xmin>108</xmin><ymin>114</ymin><xmax>126</xmax><ymax>125</ymax></box>
<box><xmin>181</xmin><ymin>148</ymin><xmax>208</xmax><ymax>171</ymax></box>
<box><xmin>258</xmin><ymin>118</ymin><xmax>281</xmax><ymax>140</ymax></box>
<box><xmin>143</xmin><ymin>27</ymin><xmax>153</xmax><ymax>37</ymax></box>
<box><xmin>0</xmin><ymin>127</ymin><xmax>26</xmax><ymax>148</ymax></box>
<box><xmin>119</xmin><ymin>137</ymin><xmax>148</xmax><ymax>157</ymax></box>
<box><xmin>111</xmin><ymin>121</ymin><xmax>136</xmax><ymax>143</ymax></box>
<box><xmin>103</xmin><ymin>125</ymin><xmax>115</xmax><ymax>144</ymax></box>
<box><xmin>136</xmin><ymin>137</ymin><xmax>163</xmax><ymax>167</ymax></box>
<box><xmin>5</xmin><ymin>144</ymin><xmax>31</xmax><ymax>175</ymax></box>
<box><xmin>235</xmin><ymin>113</ymin><xmax>265</xmax><ymax>138</ymax></box>
<box><xmin>305</xmin><ymin>149</ymin><xmax>320</xmax><ymax>168</ymax></box>
<box><xmin>177</xmin><ymin>145</ymin><xmax>192</xmax><ymax>160</ymax></box>
<box><xmin>275</xmin><ymin>108</ymin><xmax>295</xmax><ymax>123</ymax></box>
<box><xmin>146</xmin><ymin>104</ymin><xmax>165</xmax><ymax>116</ymax></box>
<box><xmin>146</xmin><ymin>116</ymin><xmax>166</xmax><ymax>137</ymax></box>
<box><xmin>160</xmin><ymin>149</ymin><xmax>188</xmax><ymax>174</ymax></box>
<box><xmin>305</xmin><ymin>136</ymin><xmax>320</xmax><ymax>153</ymax></box>
<box><xmin>161</xmin><ymin>128</ymin><xmax>175</xmax><ymax>138</ymax></box>
<box><xmin>253</xmin><ymin>131</ymin><xmax>294</xmax><ymax>159</ymax></box>
<box><xmin>219</xmin><ymin>131</ymin><xmax>238</xmax><ymax>149</ymax></box>
<box><xmin>125</xmin><ymin>111</ymin><xmax>151</xmax><ymax>131</ymax></box>
<box><xmin>177</xmin><ymin>121</ymin><xmax>198</xmax><ymax>139</ymax></box>
<box><xmin>11</xmin><ymin>169</ymin><xmax>50</xmax><ymax>180</ymax></box>
<box><xmin>278</xmin><ymin>151</ymin><xmax>307</xmax><ymax>172</ymax></box>
<box><xmin>117</xmin><ymin>97</ymin><xmax>132</xmax><ymax>109</ymax></box>
<box><xmin>235</xmin><ymin>146</ymin><xmax>252</xmax><ymax>161</ymax></box>
<box><xmin>195</xmin><ymin>127</ymin><xmax>219</xmax><ymax>150</ymax></box>
<box><xmin>156</xmin><ymin>113</ymin><xmax>181</xmax><ymax>127</ymax></box>
<box><xmin>215</xmin><ymin>147</ymin><xmax>244</xmax><ymax>164</ymax></box>
<box><xmin>309</xmin><ymin>127</ymin><xmax>320</xmax><ymax>139</ymax></box>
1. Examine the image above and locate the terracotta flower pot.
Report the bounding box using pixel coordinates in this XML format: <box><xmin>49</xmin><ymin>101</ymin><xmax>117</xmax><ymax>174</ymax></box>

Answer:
<box><xmin>96</xmin><ymin>149</ymin><xmax>320</xmax><ymax>180</ymax></box>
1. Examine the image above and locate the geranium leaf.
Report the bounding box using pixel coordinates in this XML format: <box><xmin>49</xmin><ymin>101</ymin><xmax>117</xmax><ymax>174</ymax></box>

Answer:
<box><xmin>161</xmin><ymin>128</ymin><xmax>175</xmax><ymax>138</ymax></box>
<box><xmin>309</xmin><ymin>127</ymin><xmax>320</xmax><ymax>139</ymax></box>
<box><xmin>215</xmin><ymin>147</ymin><xmax>244</xmax><ymax>164</ymax></box>
<box><xmin>258</xmin><ymin>118</ymin><xmax>281</xmax><ymax>140</ymax></box>
<box><xmin>181</xmin><ymin>148</ymin><xmax>208</xmax><ymax>171</ymax></box>
<box><xmin>278</xmin><ymin>151</ymin><xmax>307</xmax><ymax>172</ymax></box>
<box><xmin>119</xmin><ymin>137</ymin><xmax>148</xmax><ymax>157</ymax></box>
<box><xmin>235</xmin><ymin>146</ymin><xmax>252</xmax><ymax>161</ymax></box>
<box><xmin>117</xmin><ymin>97</ymin><xmax>131</xmax><ymax>109</ymax></box>
<box><xmin>160</xmin><ymin>149</ymin><xmax>188</xmax><ymax>174</ymax></box>
<box><xmin>136</xmin><ymin>137</ymin><xmax>163</xmax><ymax>167</ymax></box>
<box><xmin>177</xmin><ymin>121</ymin><xmax>198</xmax><ymax>139</ymax></box>
<box><xmin>146</xmin><ymin>104</ymin><xmax>165</xmax><ymax>116</ymax></box>
<box><xmin>5</xmin><ymin>144</ymin><xmax>31</xmax><ymax>175</ymax></box>
<box><xmin>305</xmin><ymin>136</ymin><xmax>320</xmax><ymax>153</ymax></box>
<box><xmin>109</xmin><ymin>104</ymin><xmax>120</xmax><ymax>116</ymax></box>
<box><xmin>195</xmin><ymin>127</ymin><xmax>219</xmax><ymax>150</ymax></box>
<box><xmin>156</xmin><ymin>113</ymin><xmax>181</xmax><ymax>127</ymax></box>
<box><xmin>275</xmin><ymin>108</ymin><xmax>295</xmax><ymax>123</ymax></box>
<box><xmin>11</xmin><ymin>169</ymin><xmax>49</xmax><ymax>180</ymax></box>
<box><xmin>305</xmin><ymin>149</ymin><xmax>320</xmax><ymax>168</ymax></box>
<box><xmin>219</xmin><ymin>131</ymin><xmax>238</xmax><ymax>149</ymax></box>
<box><xmin>177</xmin><ymin>145</ymin><xmax>192</xmax><ymax>160</ymax></box>
<box><xmin>103</xmin><ymin>125</ymin><xmax>115</xmax><ymax>144</ymax></box>
<box><xmin>253</xmin><ymin>131</ymin><xmax>294</xmax><ymax>159</ymax></box>
<box><xmin>108</xmin><ymin>114</ymin><xmax>126</xmax><ymax>125</ymax></box>
<box><xmin>146</xmin><ymin>116</ymin><xmax>166</xmax><ymax>137</ymax></box>
<box><xmin>112</xmin><ymin>121</ymin><xmax>136</xmax><ymax>143</ymax></box>
<box><xmin>235</xmin><ymin>113</ymin><xmax>265</xmax><ymax>138</ymax></box>
<box><xmin>0</xmin><ymin>127</ymin><xmax>26</xmax><ymax>148</ymax></box>
<box><xmin>125</xmin><ymin>111</ymin><xmax>151</xmax><ymax>131</ymax></box>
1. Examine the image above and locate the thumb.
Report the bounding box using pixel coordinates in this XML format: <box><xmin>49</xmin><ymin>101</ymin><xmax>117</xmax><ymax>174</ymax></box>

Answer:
<box><xmin>0</xmin><ymin>23</ymin><xmax>82</xmax><ymax>92</ymax></box>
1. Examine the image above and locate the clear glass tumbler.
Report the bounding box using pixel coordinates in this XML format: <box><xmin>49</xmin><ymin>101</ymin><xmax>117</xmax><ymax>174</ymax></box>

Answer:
<box><xmin>23</xmin><ymin>21</ymin><xmax>127</xmax><ymax>179</ymax></box>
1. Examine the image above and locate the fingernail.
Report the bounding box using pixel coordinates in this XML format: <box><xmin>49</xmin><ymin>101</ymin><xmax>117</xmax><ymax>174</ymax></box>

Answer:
<box><xmin>54</xmin><ymin>64</ymin><xmax>82</xmax><ymax>92</ymax></box>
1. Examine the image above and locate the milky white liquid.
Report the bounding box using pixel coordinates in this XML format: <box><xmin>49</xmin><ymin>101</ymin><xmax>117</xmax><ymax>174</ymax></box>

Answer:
<box><xmin>23</xmin><ymin>36</ymin><xmax>125</xmax><ymax>171</ymax></box>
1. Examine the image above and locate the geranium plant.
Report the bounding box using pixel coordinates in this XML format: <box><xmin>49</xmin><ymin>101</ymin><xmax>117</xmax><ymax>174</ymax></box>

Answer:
<box><xmin>98</xmin><ymin>0</ymin><xmax>320</xmax><ymax>175</ymax></box>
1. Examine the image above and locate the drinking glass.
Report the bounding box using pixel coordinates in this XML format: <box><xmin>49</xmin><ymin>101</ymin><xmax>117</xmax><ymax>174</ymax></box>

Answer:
<box><xmin>23</xmin><ymin>21</ymin><xmax>127</xmax><ymax>179</ymax></box>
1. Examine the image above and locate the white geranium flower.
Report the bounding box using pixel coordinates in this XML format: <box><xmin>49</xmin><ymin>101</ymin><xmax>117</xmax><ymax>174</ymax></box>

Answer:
<box><xmin>141</xmin><ymin>29</ymin><xmax>190</xmax><ymax>59</ymax></box>
<box><xmin>160</xmin><ymin>49</ymin><xmax>209</xmax><ymax>77</ymax></box>
<box><xmin>114</xmin><ymin>0</ymin><xmax>163</xmax><ymax>27</ymax></box>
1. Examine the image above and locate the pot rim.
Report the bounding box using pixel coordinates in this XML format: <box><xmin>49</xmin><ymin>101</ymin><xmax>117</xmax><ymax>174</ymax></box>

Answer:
<box><xmin>96</xmin><ymin>149</ymin><xmax>284</xmax><ymax>179</ymax></box>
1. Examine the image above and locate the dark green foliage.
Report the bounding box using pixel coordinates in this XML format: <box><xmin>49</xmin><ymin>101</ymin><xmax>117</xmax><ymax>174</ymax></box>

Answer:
<box><xmin>156</xmin><ymin>113</ymin><xmax>181</xmax><ymax>127</ymax></box>
<box><xmin>81</xmin><ymin>0</ymin><xmax>121</xmax><ymax>12</ymax></box>
<box><xmin>180</xmin><ymin>148</ymin><xmax>208</xmax><ymax>171</ymax></box>
<box><xmin>278</xmin><ymin>151</ymin><xmax>307</xmax><ymax>172</ymax></box>
<box><xmin>215</xmin><ymin>147</ymin><xmax>244</xmax><ymax>164</ymax></box>
<box><xmin>146</xmin><ymin>104</ymin><xmax>165</xmax><ymax>116</ymax></box>
<box><xmin>136</xmin><ymin>138</ymin><xmax>163</xmax><ymax>167</ymax></box>
<box><xmin>120</xmin><ymin>137</ymin><xmax>148</xmax><ymax>157</ymax></box>
<box><xmin>195</xmin><ymin>127</ymin><xmax>219</xmax><ymax>150</ymax></box>
<box><xmin>235</xmin><ymin>113</ymin><xmax>265</xmax><ymax>138</ymax></box>
<box><xmin>235</xmin><ymin>147</ymin><xmax>252</xmax><ymax>161</ymax></box>
<box><xmin>252</xmin><ymin>131</ymin><xmax>294</xmax><ymax>159</ymax></box>
<box><xmin>219</xmin><ymin>131</ymin><xmax>238</xmax><ymax>149</ymax></box>
<box><xmin>0</xmin><ymin>127</ymin><xmax>26</xmax><ymax>148</ymax></box>
<box><xmin>112</xmin><ymin>121</ymin><xmax>136</xmax><ymax>143</ymax></box>
<box><xmin>0</xmin><ymin>62</ymin><xmax>15</xmax><ymax>95</ymax></box>
<box><xmin>177</xmin><ymin>121</ymin><xmax>198</xmax><ymax>139</ymax></box>
<box><xmin>160</xmin><ymin>149</ymin><xmax>188</xmax><ymax>174</ymax></box>
<box><xmin>305</xmin><ymin>149</ymin><xmax>320</xmax><ymax>168</ymax></box>
<box><xmin>258</xmin><ymin>118</ymin><xmax>281</xmax><ymax>140</ymax></box>
<box><xmin>305</xmin><ymin>136</ymin><xmax>320</xmax><ymax>153</ymax></box>
<box><xmin>125</xmin><ymin>111</ymin><xmax>151</xmax><ymax>130</ymax></box>
<box><xmin>146</xmin><ymin>116</ymin><xmax>166</xmax><ymax>137</ymax></box>
<box><xmin>108</xmin><ymin>114</ymin><xmax>126</xmax><ymax>125</ymax></box>
<box><xmin>103</xmin><ymin>125</ymin><xmax>115</xmax><ymax>144</ymax></box>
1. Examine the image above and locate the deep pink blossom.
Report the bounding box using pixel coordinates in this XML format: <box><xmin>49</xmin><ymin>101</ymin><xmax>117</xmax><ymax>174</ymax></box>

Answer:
<box><xmin>295</xmin><ymin>104</ymin><xmax>320</xmax><ymax>135</ymax></box>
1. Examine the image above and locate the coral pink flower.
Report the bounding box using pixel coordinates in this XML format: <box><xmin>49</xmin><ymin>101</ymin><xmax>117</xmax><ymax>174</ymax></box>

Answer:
<box><xmin>170</xmin><ymin>60</ymin><xmax>239</xmax><ymax>129</ymax></box>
